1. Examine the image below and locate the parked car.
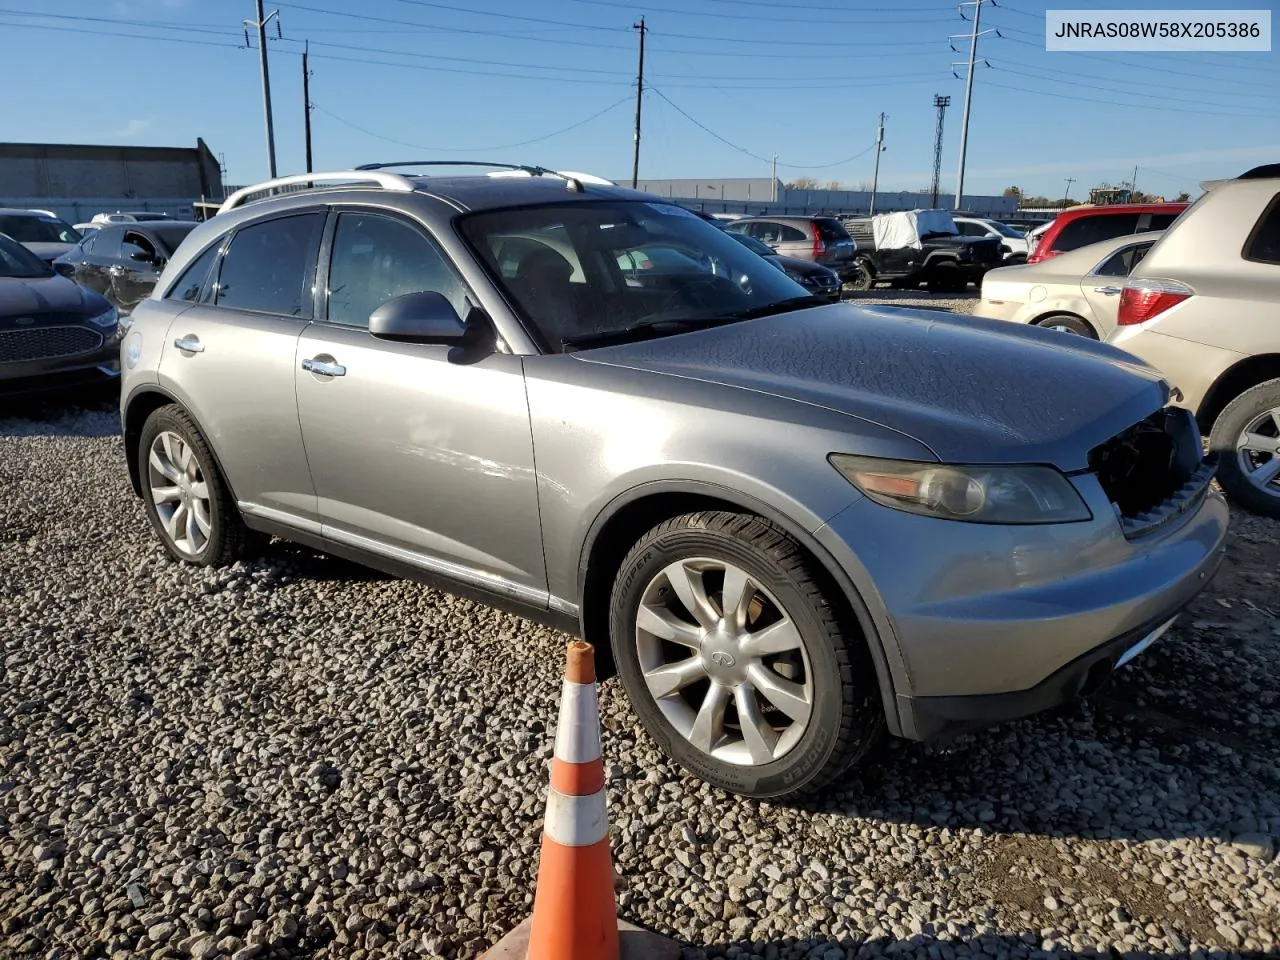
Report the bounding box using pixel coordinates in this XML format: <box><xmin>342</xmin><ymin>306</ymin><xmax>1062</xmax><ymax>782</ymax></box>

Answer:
<box><xmin>722</xmin><ymin>215</ymin><xmax>857</xmax><ymax>281</ymax></box>
<box><xmin>728</xmin><ymin>231</ymin><xmax>841</xmax><ymax>301</ymax></box>
<box><xmin>120</xmin><ymin>164</ymin><xmax>1226</xmax><ymax>799</ymax></box>
<box><xmin>952</xmin><ymin>216</ymin><xmax>1029</xmax><ymax>262</ymax></box>
<box><xmin>1108</xmin><ymin>163</ymin><xmax>1280</xmax><ymax>518</ymax></box>
<box><xmin>842</xmin><ymin>209</ymin><xmax>1003</xmax><ymax>291</ymax></box>
<box><xmin>91</xmin><ymin>211</ymin><xmax>174</xmax><ymax>225</ymax></box>
<box><xmin>974</xmin><ymin>231</ymin><xmax>1163</xmax><ymax>338</ymax></box>
<box><xmin>1026</xmin><ymin>203</ymin><xmax>1188</xmax><ymax>264</ymax></box>
<box><xmin>0</xmin><ymin>208</ymin><xmax>83</xmax><ymax>264</ymax></box>
<box><xmin>54</xmin><ymin>221</ymin><xmax>199</xmax><ymax>315</ymax></box>
<box><xmin>0</xmin><ymin>232</ymin><xmax>120</xmax><ymax>394</ymax></box>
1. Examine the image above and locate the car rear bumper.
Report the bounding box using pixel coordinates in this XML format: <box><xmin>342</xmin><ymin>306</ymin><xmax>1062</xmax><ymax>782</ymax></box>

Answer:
<box><xmin>815</xmin><ymin>473</ymin><xmax>1229</xmax><ymax>741</ymax></box>
<box><xmin>973</xmin><ymin>298</ymin><xmax>1025</xmax><ymax>322</ymax></box>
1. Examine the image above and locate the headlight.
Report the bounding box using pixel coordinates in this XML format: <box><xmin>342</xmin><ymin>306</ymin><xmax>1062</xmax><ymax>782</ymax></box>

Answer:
<box><xmin>87</xmin><ymin>305</ymin><xmax>119</xmax><ymax>329</ymax></box>
<box><xmin>829</xmin><ymin>454</ymin><xmax>1092</xmax><ymax>524</ymax></box>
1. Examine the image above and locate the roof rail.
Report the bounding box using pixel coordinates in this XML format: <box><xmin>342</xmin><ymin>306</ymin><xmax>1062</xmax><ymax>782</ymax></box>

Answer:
<box><xmin>219</xmin><ymin>170</ymin><xmax>416</xmax><ymax>214</ymax></box>
<box><xmin>355</xmin><ymin>160</ymin><xmax>616</xmax><ymax>188</ymax></box>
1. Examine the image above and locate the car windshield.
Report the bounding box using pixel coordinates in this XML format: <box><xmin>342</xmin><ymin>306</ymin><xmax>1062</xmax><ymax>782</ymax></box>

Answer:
<box><xmin>728</xmin><ymin>232</ymin><xmax>778</xmax><ymax>258</ymax></box>
<box><xmin>460</xmin><ymin>199</ymin><xmax>811</xmax><ymax>351</ymax></box>
<box><xmin>985</xmin><ymin>220</ymin><xmax>1024</xmax><ymax>238</ymax></box>
<box><xmin>0</xmin><ymin>234</ymin><xmax>55</xmax><ymax>278</ymax></box>
<box><xmin>0</xmin><ymin>214</ymin><xmax>81</xmax><ymax>244</ymax></box>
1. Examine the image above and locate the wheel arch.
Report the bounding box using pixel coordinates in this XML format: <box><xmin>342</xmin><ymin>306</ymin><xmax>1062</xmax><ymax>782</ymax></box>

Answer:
<box><xmin>576</xmin><ymin>480</ymin><xmax>904</xmax><ymax>736</ymax></box>
<box><xmin>1030</xmin><ymin>310</ymin><xmax>1096</xmax><ymax>336</ymax></box>
<box><xmin>1195</xmin><ymin>355</ymin><xmax>1280</xmax><ymax>433</ymax></box>
<box><xmin>122</xmin><ymin>387</ymin><xmax>239</xmax><ymax>504</ymax></box>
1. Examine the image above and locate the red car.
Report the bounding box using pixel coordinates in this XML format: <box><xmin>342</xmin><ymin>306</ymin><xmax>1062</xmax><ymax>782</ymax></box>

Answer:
<box><xmin>1027</xmin><ymin>202</ymin><xmax>1189</xmax><ymax>264</ymax></box>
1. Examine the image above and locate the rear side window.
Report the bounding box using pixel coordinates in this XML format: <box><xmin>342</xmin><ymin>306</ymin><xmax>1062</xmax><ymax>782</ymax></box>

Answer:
<box><xmin>814</xmin><ymin>219</ymin><xmax>851</xmax><ymax>242</ymax></box>
<box><xmin>1093</xmin><ymin>242</ymin><xmax>1154</xmax><ymax>277</ymax></box>
<box><xmin>1050</xmin><ymin>213</ymin><xmax>1140</xmax><ymax>254</ymax></box>
<box><xmin>214</xmin><ymin>212</ymin><xmax>325</xmax><ymax>316</ymax></box>
<box><xmin>1244</xmin><ymin>193</ymin><xmax>1280</xmax><ymax>265</ymax></box>
<box><xmin>168</xmin><ymin>243</ymin><xmax>222</xmax><ymax>303</ymax></box>
<box><xmin>93</xmin><ymin>226</ymin><xmax>124</xmax><ymax>261</ymax></box>
<box><xmin>1146</xmin><ymin>213</ymin><xmax>1181</xmax><ymax>231</ymax></box>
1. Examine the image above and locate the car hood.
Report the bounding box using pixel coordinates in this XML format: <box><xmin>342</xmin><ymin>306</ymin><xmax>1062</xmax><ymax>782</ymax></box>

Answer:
<box><xmin>573</xmin><ymin>303</ymin><xmax>1169</xmax><ymax>470</ymax></box>
<box><xmin>0</xmin><ymin>274</ymin><xmax>109</xmax><ymax>320</ymax></box>
<box><xmin>771</xmin><ymin>255</ymin><xmax>835</xmax><ymax>277</ymax></box>
<box><xmin>22</xmin><ymin>241</ymin><xmax>76</xmax><ymax>262</ymax></box>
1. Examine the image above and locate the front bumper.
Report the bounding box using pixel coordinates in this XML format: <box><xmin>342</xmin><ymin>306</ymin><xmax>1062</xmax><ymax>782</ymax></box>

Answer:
<box><xmin>815</xmin><ymin>470</ymin><xmax>1229</xmax><ymax>741</ymax></box>
<box><xmin>0</xmin><ymin>338</ymin><xmax>121</xmax><ymax>395</ymax></box>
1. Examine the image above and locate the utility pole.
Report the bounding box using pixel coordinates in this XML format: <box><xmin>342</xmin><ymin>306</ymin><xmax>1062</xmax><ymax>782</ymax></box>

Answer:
<box><xmin>771</xmin><ymin>153</ymin><xmax>778</xmax><ymax>202</ymax></box>
<box><xmin>244</xmin><ymin>2</ymin><xmax>282</xmax><ymax>178</ymax></box>
<box><xmin>1130</xmin><ymin>164</ymin><xmax>1139</xmax><ymax>200</ymax></box>
<box><xmin>869</xmin><ymin>112</ymin><xmax>886</xmax><ymax>215</ymax></box>
<box><xmin>302</xmin><ymin>41</ymin><xmax>313</xmax><ymax>174</ymax></box>
<box><xmin>631</xmin><ymin>17</ymin><xmax>646</xmax><ymax>189</ymax></box>
<box><xmin>1063</xmin><ymin>177</ymin><xmax>1076</xmax><ymax>202</ymax></box>
<box><xmin>930</xmin><ymin>95</ymin><xmax>950</xmax><ymax>207</ymax></box>
<box><xmin>950</xmin><ymin>0</ymin><xmax>996</xmax><ymax>211</ymax></box>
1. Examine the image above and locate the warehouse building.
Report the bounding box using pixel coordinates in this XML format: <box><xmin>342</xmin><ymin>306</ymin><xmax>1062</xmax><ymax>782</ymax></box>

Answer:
<box><xmin>0</xmin><ymin>139</ymin><xmax>223</xmax><ymax>223</ymax></box>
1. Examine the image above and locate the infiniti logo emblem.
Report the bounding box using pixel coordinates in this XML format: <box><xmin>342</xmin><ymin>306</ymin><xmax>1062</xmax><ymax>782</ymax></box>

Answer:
<box><xmin>709</xmin><ymin>651</ymin><xmax>736</xmax><ymax>667</ymax></box>
<box><xmin>15</xmin><ymin>317</ymin><xmax>35</xmax><ymax>326</ymax></box>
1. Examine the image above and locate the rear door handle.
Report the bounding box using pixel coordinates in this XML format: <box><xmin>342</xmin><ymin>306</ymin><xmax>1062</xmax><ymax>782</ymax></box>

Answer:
<box><xmin>1093</xmin><ymin>285</ymin><xmax>1122</xmax><ymax>295</ymax></box>
<box><xmin>302</xmin><ymin>357</ymin><xmax>346</xmax><ymax>377</ymax></box>
<box><xmin>173</xmin><ymin>336</ymin><xmax>204</xmax><ymax>353</ymax></box>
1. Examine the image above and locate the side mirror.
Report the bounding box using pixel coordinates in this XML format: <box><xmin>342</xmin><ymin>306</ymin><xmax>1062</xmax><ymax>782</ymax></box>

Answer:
<box><xmin>369</xmin><ymin>291</ymin><xmax>471</xmax><ymax>344</ymax></box>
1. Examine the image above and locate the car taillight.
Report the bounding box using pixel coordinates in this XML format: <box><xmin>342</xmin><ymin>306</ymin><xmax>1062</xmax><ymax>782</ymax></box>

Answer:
<box><xmin>812</xmin><ymin>229</ymin><xmax>826</xmax><ymax>258</ymax></box>
<box><xmin>1117</xmin><ymin>279</ymin><xmax>1193</xmax><ymax>326</ymax></box>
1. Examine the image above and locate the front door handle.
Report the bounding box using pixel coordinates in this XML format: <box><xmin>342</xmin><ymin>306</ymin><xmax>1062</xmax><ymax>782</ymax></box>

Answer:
<box><xmin>173</xmin><ymin>336</ymin><xmax>204</xmax><ymax>353</ymax></box>
<box><xmin>302</xmin><ymin>357</ymin><xmax>346</xmax><ymax>377</ymax></box>
<box><xmin>1093</xmin><ymin>285</ymin><xmax>1122</xmax><ymax>295</ymax></box>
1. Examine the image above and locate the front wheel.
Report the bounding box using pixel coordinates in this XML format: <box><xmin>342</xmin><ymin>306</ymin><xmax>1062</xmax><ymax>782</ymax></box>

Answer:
<box><xmin>1209</xmin><ymin>378</ymin><xmax>1280</xmax><ymax>519</ymax></box>
<box><xmin>1035</xmin><ymin>313</ymin><xmax>1097</xmax><ymax>338</ymax></box>
<box><xmin>848</xmin><ymin>261</ymin><xmax>875</xmax><ymax>291</ymax></box>
<box><xmin>608</xmin><ymin>511</ymin><xmax>883</xmax><ymax>799</ymax></box>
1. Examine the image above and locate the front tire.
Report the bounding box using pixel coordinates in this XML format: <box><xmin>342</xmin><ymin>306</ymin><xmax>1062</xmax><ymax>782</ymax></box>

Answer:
<box><xmin>1209</xmin><ymin>378</ymin><xmax>1280</xmax><ymax>518</ymax></box>
<box><xmin>138</xmin><ymin>405</ymin><xmax>262</xmax><ymax>566</ymax></box>
<box><xmin>608</xmin><ymin>511</ymin><xmax>883</xmax><ymax>799</ymax></box>
<box><xmin>848</xmin><ymin>261</ymin><xmax>875</xmax><ymax>291</ymax></box>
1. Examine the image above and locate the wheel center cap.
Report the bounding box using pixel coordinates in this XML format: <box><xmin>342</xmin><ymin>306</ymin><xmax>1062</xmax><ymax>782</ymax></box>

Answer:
<box><xmin>702</xmin><ymin>623</ymin><xmax>748</xmax><ymax>684</ymax></box>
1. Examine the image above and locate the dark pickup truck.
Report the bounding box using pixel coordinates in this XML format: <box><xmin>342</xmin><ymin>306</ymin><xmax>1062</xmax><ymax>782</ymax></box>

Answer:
<box><xmin>842</xmin><ymin>211</ymin><xmax>1003</xmax><ymax>292</ymax></box>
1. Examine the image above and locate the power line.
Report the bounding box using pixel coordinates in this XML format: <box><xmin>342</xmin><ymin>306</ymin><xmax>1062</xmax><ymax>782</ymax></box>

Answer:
<box><xmin>0</xmin><ymin>18</ymin><xmax>245</xmax><ymax>49</ymax></box>
<box><xmin>979</xmin><ymin>77</ymin><xmax>1280</xmax><ymax>121</ymax></box>
<box><xmin>649</xmin><ymin>88</ymin><xmax>877</xmax><ymax>169</ymax></box>
<box><xmin>561</xmin><ymin>0</ymin><xmax>946</xmax><ymax>25</ymax></box>
<box><xmin>310</xmin><ymin>96</ymin><xmax>632</xmax><ymax>152</ymax></box>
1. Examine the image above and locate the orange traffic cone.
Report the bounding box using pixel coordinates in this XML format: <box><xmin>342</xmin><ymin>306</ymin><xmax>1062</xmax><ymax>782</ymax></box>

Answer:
<box><xmin>483</xmin><ymin>641</ymin><xmax>679</xmax><ymax>960</ymax></box>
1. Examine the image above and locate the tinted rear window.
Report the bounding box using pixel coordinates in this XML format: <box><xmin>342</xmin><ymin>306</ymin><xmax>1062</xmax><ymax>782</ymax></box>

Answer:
<box><xmin>150</xmin><ymin>222</ymin><xmax>198</xmax><ymax>253</ymax></box>
<box><xmin>1050</xmin><ymin>213</ymin><xmax>1140</xmax><ymax>253</ymax></box>
<box><xmin>214</xmin><ymin>212</ymin><xmax>324</xmax><ymax>316</ymax></box>
<box><xmin>1244</xmin><ymin>192</ymin><xmax>1280</xmax><ymax>264</ymax></box>
<box><xmin>814</xmin><ymin>219</ymin><xmax>851</xmax><ymax>242</ymax></box>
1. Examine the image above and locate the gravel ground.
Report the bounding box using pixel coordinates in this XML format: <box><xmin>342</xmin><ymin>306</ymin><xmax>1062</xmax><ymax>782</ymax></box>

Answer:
<box><xmin>840</xmin><ymin>290</ymin><xmax>978</xmax><ymax>315</ymax></box>
<box><xmin>2</xmin><ymin>387</ymin><xmax>1278</xmax><ymax>960</ymax></box>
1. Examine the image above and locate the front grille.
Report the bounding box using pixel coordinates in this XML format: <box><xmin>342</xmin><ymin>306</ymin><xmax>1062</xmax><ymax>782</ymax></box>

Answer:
<box><xmin>1088</xmin><ymin>406</ymin><xmax>1214</xmax><ymax>538</ymax></box>
<box><xmin>0</xmin><ymin>326</ymin><xmax>104</xmax><ymax>364</ymax></box>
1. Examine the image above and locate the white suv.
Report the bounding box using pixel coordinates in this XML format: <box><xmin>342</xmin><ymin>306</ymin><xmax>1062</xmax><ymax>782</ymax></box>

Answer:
<box><xmin>953</xmin><ymin>216</ymin><xmax>1029</xmax><ymax>262</ymax></box>
<box><xmin>1108</xmin><ymin>163</ymin><xmax>1280</xmax><ymax>518</ymax></box>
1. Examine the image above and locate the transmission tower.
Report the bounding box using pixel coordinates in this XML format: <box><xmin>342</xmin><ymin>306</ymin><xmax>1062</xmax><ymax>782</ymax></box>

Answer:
<box><xmin>930</xmin><ymin>95</ymin><xmax>950</xmax><ymax>208</ymax></box>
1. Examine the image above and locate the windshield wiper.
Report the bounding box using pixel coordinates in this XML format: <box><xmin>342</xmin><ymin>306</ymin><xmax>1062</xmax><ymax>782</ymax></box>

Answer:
<box><xmin>561</xmin><ymin>315</ymin><xmax>744</xmax><ymax>351</ymax></box>
<box><xmin>559</xmin><ymin>296</ymin><xmax>826</xmax><ymax>351</ymax></box>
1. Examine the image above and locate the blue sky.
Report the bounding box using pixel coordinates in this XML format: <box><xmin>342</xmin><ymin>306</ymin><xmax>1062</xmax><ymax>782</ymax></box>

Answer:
<box><xmin>2</xmin><ymin>0</ymin><xmax>1278</xmax><ymax>199</ymax></box>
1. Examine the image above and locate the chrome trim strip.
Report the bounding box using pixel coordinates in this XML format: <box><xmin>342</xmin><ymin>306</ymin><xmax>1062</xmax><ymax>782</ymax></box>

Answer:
<box><xmin>237</xmin><ymin>502</ymin><xmax>324</xmax><ymax>537</ymax></box>
<box><xmin>548</xmin><ymin>595</ymin><xmax>580</xmax><ymax>618</ymax></box>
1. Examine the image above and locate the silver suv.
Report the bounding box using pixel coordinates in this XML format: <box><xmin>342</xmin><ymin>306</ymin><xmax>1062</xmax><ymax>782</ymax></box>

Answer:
<box><xmin>119</xmin><ymin>163</ymin><xmax>1227</xmax><ymax>799</ymax></box>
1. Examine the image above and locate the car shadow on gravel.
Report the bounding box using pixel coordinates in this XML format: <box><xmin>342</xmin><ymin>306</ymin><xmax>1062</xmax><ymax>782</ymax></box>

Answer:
<box><xmin>0</xmin><ymin>384</ymin><xmax>120</xmax><ymax>436</ymax></box>
<box><xmin>259</xmin><ymin>540</ymin><xmax>397</xmax><ymax>583</ymax></box>
<box><xmin>694</xmin><ymin>934</ymin><xmax>1278</xmax><ymax>959</ymax></box>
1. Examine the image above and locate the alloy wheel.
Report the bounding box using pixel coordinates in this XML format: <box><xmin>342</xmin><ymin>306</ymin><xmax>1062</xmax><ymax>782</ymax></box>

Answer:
<box><xmin>635</xmin><ymin>557</ymin><xmax>813</xmax><ymax>766</ymax></box>
<box><xmin>147</xmin><ymin>430</ymin><xmax>213</xmax><ymax>556</ymax></box>
<box><xmin>1236</xmin><ymin>407</ymin><xmax>1280</xmax><ymax>496</ymax></box>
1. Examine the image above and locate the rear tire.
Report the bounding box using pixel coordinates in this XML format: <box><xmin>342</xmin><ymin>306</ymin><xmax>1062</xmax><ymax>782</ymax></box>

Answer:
<box><xmin>848</xmin><ymin>261</ymin><xmax>875</xmax><ymax>292</ymax></box>
<box><xmin>608</xmin><ymin>510</ymin><xmax>883</xmax><ymax>799</ymax></box>
<box><xmin>926</xmin><ymin>263</ymin><xmax>961</xmax><ymax>293</ymax></box>
<box><xmin>1035</xmin><ymin>313</ymin><xmax>1097</xmax><ymax>338</ymax></box>
<box><xmin>138</xmin><ymin>405</ymin><xmax>264</xmax><ymax>566</ymax></box>
<box><xmin>1209</xmin><ymin>378</ymin><xmax>1280</xmax><ymax>519</ymax></box>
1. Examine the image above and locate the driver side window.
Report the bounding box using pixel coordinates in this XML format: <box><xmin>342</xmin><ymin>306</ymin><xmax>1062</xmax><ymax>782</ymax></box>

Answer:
<box><xmin>326</xmin><ymin>212</ymin><xmax>471</xmax><ymax>329</ymax></box>
<box><xmin>122</xmin><ymin>232</ymin><xmax>157</xmax><ymax>265</ymax></box>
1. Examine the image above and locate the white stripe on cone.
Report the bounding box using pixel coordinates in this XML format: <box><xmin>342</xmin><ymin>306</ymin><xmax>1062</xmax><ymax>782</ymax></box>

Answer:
<box><xmin>553</xmin><ymin>679</ymin><xmax>601</xmax><ymax>764</ymax></box>
<box><xmin>543</xmin><ymin>787</ymin><xmax>609</xmax><ymax>847</ymax></box>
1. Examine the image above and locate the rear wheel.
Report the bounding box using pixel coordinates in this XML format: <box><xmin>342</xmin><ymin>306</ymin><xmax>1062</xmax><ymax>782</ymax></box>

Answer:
<box><xmin>1209</xmin><ymin>378</ymin><xmax>1280</xmax><ymax>519</ymax></box>
<box><xmin>608</xmin><ymin>511</ymin><xmax>883</xmax><ymax>799</ymax></box>
<box><xmin>926</xmin><ymin>262</ymin><xmax>963</xmax><ymax>293</ymax></box>
<box><xmin>138</xmin><ymin>405</ymin><xmax>264</xmax><ymax>566</ymax></box>
<box><xmin>1035</xmin><ymin>313</ymin><xmax>1097</xmax><ymax>338</ymax></box>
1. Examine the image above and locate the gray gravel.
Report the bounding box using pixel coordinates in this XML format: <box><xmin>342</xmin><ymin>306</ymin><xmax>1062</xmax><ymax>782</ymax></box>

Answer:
<box><xmin>840</xmin><ymin>290</ymin><xmax>978</xmax><ymax>316</ymax></box>
<box><xmin>2</xmin><ymin>389</ymin><xmax>1279</xmax><ymax>960</ymax></box>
